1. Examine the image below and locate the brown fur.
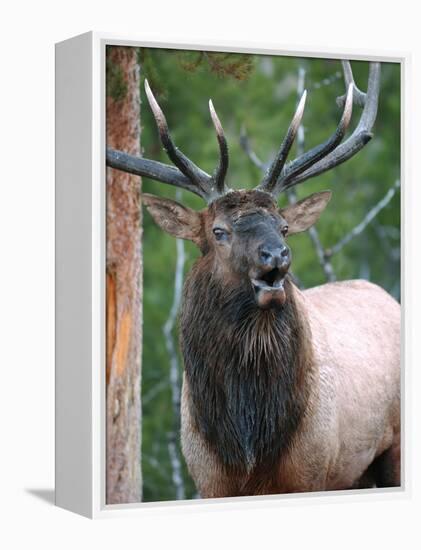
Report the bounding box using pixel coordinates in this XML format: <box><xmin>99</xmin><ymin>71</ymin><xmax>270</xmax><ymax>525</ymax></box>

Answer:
<box><xmin>143</xmin><ymin>190</ymin><xmax>401</xmax><ymax>497</ymax></box>
<box><xmin>180</xmin><ymin>280</ymin><xmax>400</xmax><ymax>497</ymax></box>
<box><xmin>181</xmin><ymin>270</ymin><xmax>313</xmax><ymax>482</ymax></box>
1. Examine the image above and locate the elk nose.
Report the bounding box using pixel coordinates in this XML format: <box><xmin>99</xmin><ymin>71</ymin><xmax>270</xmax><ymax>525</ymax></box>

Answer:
<box><xmin>259</xmin><ymin>245</ymin><xmax>290</xmax><ymax>268</ymax></box>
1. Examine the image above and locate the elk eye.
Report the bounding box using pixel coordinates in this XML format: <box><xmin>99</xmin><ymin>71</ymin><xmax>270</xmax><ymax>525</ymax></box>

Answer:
<box><xmin>213</xmin><ymin>227</ymin><xmax>227</xmax><ymax>241</ymax></box>
<box><xmin>281</xmin><ymin>225</ymin><xmax>289</xmax><ymax>237</ymax></box>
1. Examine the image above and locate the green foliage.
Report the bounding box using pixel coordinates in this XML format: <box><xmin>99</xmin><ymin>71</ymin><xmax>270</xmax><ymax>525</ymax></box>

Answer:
<box><xmin>138</xmin><ymin>48</ymin><xmax>400</xmax><ymax>502</ymax></box>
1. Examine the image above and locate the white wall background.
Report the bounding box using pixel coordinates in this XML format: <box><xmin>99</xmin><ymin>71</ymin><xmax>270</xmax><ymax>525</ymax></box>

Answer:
<box><xmin>0</xmin><ymin>0</ymin><xmax>420</xmax><ymax>547</ymax></box>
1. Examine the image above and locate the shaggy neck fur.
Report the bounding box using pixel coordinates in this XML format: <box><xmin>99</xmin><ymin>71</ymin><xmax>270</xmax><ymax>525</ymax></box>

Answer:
<box><xmin>180</xmin><ymin>256</ymin><xmax>314</xmax><ymax>476</ymax></box>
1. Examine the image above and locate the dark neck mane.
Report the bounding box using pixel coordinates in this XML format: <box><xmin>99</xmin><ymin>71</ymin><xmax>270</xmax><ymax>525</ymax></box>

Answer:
<box><xmin>180</xmin><ymin>257</ymin><xmax>314</xmax><ymax>475</ymax></box>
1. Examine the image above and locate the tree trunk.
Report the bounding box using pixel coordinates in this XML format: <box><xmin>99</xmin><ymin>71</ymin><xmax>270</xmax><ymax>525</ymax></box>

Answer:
<box><xmin>106</xmin><ymin>46</ymin><xmax>142</xmax><ymax>504</ymax></box>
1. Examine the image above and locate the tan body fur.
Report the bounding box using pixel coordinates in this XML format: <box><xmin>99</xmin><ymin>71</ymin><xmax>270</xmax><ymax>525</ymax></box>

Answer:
<box><xmin>181</xmin><ymin>279</ymin><xmax>400</xmax><ymax>497</ymax></box>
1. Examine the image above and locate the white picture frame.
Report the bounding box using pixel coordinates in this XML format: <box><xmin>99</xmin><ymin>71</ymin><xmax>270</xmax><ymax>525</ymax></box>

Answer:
<box><xmin>55</xmin><ymin>31</ymin><xmax>408</xmax><ymax>519</ymax></box>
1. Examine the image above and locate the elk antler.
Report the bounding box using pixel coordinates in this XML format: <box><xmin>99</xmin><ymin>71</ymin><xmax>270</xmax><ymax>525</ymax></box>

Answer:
<box><xmin>143</xmin><ymin>79</ymin><xmax>211</xmax><ymax>194</ymax></box>
<box><xmin>106</xmin><ymin>80</ymin><xmax>229</xmax><ymax>204</ymax></box>
<box><xmin>107</xmin><ymin>62</ymin><xmax>381</xmax><ymax>203</ymax></box>
<box><xmin>258</xmin><ymin>90</ymin><xmax>307</xmax><ymax>193</ymax></box>
<box><xmin>255</xmin><ymin>61</ymin><xmax>381</xmax><ymax>197</ymax></box>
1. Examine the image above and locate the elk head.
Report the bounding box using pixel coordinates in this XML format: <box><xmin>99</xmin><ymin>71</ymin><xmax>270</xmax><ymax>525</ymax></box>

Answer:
<box><xmin>107</xmin><ymin>62</ymin><xmax>381</xmax><ymax>309</ymax></box>
<box><xmin>143</xmin><ymin>189</ymin><xmax>331</xmax><ymax>309</ymax></box>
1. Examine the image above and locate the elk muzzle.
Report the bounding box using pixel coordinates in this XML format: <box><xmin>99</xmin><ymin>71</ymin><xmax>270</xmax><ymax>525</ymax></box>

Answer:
<box><xmin>250</xmin><ymin>242</ymin><xmax>291</xmax><ymax>309</ymax></box>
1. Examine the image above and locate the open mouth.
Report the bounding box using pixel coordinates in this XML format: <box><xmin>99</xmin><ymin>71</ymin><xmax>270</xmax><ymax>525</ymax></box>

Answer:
<box><xmin>251</xmin><ymin>267</ymin><xmax>285</xmax><ymax>291</ymax></box>
<box><xmin>250</xmin><ymin>268</ymin><xmax>287</xmax><ymax>309</ymax></box>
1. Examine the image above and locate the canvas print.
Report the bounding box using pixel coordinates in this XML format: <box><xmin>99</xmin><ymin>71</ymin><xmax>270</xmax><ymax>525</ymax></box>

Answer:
<box><xmin>105</xmin><ymin>46</ymin><xmax>400</xmax><ymax>504</ymax></box>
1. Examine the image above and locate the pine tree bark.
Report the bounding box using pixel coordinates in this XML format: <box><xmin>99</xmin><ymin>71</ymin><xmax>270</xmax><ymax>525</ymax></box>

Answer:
<box><xmin>106</xmin><ymin>46</ymin><xmax>142</xmax><ymax>504</ymax></box>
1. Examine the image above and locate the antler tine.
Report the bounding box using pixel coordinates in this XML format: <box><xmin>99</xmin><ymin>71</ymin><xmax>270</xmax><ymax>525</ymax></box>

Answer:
<box><xmin>281</xmin><ymin>62</ymin><xmax>381</xmax><ymax>190</ymax></box>
<box><xmin>209</xmin><ymin>99</ymin><xmax>229</xmax><ymax>194</ymax></box>
<box><xmin>356</xmin><ymin>62</ymin><xmax>381</xmax><ymax>133</ymax></box>
<box><xmin>337</xmin><ymin>61</ymin><xmax>366</xmax><ymax>108</ymax></box>
<box><xmin>272</xmin><ymin>83</ymin><xmax>354</xmax><ymax>196</ymax></box>
<box><xmin>144</xmin><ymin>79</ymin><xmax>212</xmax><ymax>195</ymax></box>
<box><xmin>259</xmin><ymin>90</ymin><xmax>307</xmax><ymax>193</ymax></box>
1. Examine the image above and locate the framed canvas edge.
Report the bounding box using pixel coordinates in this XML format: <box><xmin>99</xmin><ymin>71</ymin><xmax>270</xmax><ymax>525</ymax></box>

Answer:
<box><xmin>56</xmin><ymin>31</ymin><xmax>411</xmax><ymax>519</ymax></box>
<box><xmin>55</xmin><ymin>31</ymin><xmax>95</xmax><ymax>519</ymax></box>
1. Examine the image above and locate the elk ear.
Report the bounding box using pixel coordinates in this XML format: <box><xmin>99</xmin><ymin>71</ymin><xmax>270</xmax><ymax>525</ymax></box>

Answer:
<box><xmin>142</xmin><ymin>193</ymin><xmax>202</xmax><ymax>243</ymax></box>
<box><xmin>279</xmin><ymin>191</ymin><xmax>331</xmax><ymax>235</ymax></box>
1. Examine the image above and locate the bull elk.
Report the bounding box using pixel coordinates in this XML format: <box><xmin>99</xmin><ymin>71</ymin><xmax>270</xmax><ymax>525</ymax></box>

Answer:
<box><xmin>107</xmin><ymin>61</ymin><xmax>400</xmax><ymax>497</ymax></box>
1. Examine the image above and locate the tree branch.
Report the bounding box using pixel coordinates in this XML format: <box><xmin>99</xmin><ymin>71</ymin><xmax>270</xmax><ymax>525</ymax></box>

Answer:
<box><xmin>162</xmin><ymin>189</ymin><xmax>186</xmax><ymax>500</ymax></box>
<box><xmin>309</xmin><ymin>70</ymin><xmax>342</xmax><ymax>91</ymax></box>
<box><xmin>239</xmin><ymin>125</ymin><xmax>268</xmax><ymax>170</ymax></box>
<box><xmin>326</xmin><ymin>180</ymin><xmax>400</xmax><ymax>257</ymax></box>
<box><xmin>373</xmin><ymin>221</ymin><xmax>401</xmax><ymax>261</ymax></box>
<box><xmin>142</xmin><ymin>379</ymin><xmax>169</xmax><ymax>406</ymax></box>
<box><xmin>290</xmin><ymin>67</ymin><xmax>336</xmax><ymax>282</ymax></box>
<box><xmin>307</xmin><ymin>226</ymin><xmax>336</xmax><ymax>282</ymax></box>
